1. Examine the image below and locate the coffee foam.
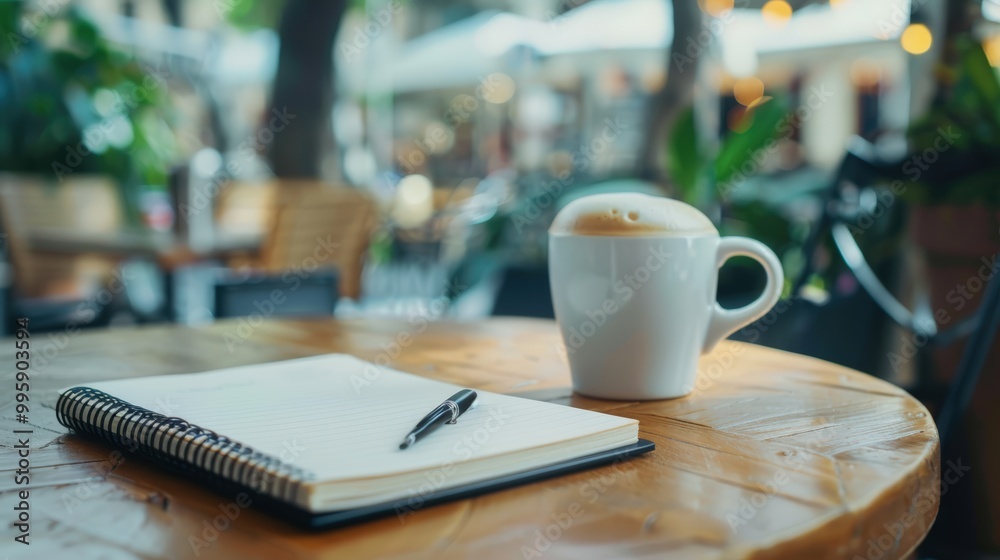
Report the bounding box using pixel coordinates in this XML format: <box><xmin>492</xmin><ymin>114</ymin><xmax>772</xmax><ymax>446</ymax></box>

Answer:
<box><xmin>549</xmin><ymin>193</ymin><xmax>717</xmax><ymax>237</ymax></box>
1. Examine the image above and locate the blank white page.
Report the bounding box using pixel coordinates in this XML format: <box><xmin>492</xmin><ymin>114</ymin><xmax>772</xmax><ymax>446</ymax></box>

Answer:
<box><xmin>77</xmin><ymin>354</ymin><xmax>636</xmax><ymax>482</ymax></box>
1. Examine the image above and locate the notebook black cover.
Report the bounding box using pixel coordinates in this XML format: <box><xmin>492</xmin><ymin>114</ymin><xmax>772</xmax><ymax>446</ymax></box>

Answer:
<box><xmin>259</xmin><ymin>438</ymin><xmax>655</xmax><ymax>529</ymax></box>
<box><xmin>56</xmin><ymin>386</ymin><xmax>654</xmax><ymax>530</ymax></box>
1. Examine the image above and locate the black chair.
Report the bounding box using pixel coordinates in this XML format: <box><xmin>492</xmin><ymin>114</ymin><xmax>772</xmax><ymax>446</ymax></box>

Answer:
<box><xmin>790</xmin><ymin>137</ymin><xmax>999</xmax><ymax>557</ymax></box>
<box><xmin>212</xmin><ymin>267</ymin><xmax>340</xmax><ymax>319</ymax></box>
<box><xmin>0</xmin><ymin>224</ymin><xmax>114</xmax><ymax>336</ymax></box>
<box><xmin>793</xmin><ymin>137</ymin><xmax>994</xmax><ymax>434</ymax></box>
<box><xmin>490</xmin><ymin>265</ymin><xmax>554</xmax><ymax>318</ymax></box>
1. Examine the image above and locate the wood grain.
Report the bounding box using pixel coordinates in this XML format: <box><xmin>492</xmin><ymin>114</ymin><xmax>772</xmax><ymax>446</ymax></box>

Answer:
<box><xmin>0</xmin><ymin>318</ymin><xmax>939</xmax><ymax>559</ymax></box>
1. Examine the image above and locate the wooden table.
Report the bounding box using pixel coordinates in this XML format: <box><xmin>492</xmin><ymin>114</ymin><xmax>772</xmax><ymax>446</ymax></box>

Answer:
<box><xmin>25</xmin><ymin>227</ymin><xmax>262</xmax><ymax>320</ymax></box>
<box><xmin>0</xmin><ymin>318</ymin><xmax>939</xmax><ymax>559</ymax></box>
<box><xmin>25</xmin><ymin>227</ymin><xmax>261</xmax><ymax>265</ymax></box>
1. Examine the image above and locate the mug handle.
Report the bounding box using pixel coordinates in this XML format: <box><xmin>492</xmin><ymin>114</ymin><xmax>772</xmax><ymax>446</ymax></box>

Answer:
<box><xmin>703</xmin><ymin>237</ymin><xmax>784</xmax><ymax>353</ymax></box>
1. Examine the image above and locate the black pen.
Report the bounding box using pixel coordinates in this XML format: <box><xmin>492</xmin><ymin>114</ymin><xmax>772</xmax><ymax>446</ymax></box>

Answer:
<box><xmin>399</xmin><ymin>389</ymin><xmax>478</xmax><ymax>450</ymax></box>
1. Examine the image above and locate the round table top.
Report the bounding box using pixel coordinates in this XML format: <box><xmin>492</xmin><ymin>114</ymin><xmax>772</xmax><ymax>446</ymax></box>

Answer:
<box><xmin>6</xmin><ymin>317</ymin><xmax>939</xmax><ymax>559</ymax></box>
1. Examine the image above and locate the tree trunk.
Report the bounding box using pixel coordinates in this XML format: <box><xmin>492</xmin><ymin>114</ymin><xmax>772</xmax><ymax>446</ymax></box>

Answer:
<box><xmin>267</xmin><ymin>0</ymin><xmax>347</xmax><ymax>179</ymax></box>
<box><xmin>635</xmin><ymin>0</ymin><xmax>702</xmax><ymax>183</ymax></box>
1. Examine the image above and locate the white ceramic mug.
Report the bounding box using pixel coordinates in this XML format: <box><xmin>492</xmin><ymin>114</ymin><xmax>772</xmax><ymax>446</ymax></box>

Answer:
<box><xmin>548</xmin><ymin>194</ymin><xmax>784</xmax><ymax>400</ymax></box>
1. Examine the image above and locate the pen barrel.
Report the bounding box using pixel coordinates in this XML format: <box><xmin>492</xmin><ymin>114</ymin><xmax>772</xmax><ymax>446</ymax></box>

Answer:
<box><xmin>451</xmin><ymin>390</ymin><xmax>478</xmax><ymax>414</ymax></box>
<box><xmin>411</xmin><ymin>404</ymin><xmax>452</xmax><ymax>434</ymax></box>
<box><xmin>401</xmin><ymin>390</ymin><xmax>478</xmax><ymax>449</ymax></box>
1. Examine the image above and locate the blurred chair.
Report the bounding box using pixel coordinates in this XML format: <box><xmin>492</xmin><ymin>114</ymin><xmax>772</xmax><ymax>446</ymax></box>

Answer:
<box><xmin>213</xmin><ymin>181</ymin><xmax>279</xmax><ymax>269</ymax></box>
<box><xmin>213</xmin><ymin>267</ymin><xmax>339</xmax><ymax>319</ymax></box>
<box><xmin>0</xmin><ymin>176</ymin><xmax>119</xmax><ymax>332</ymax></box>
<box><xmin>0</xmin><ymin>175</ymin><xmax>123</xmax><ymax>296</ymax></box>
<box><xmin>258</xmin><ymin>181</ymin><xmax>378</xmax><ymax>299</ymax></box>
<box><xmin>785</xmin><ymin>138</ymin><xmax>999</xmax><ymax>557</ymax></box>
<box><xmin>215</xmin><ymin>180</ymin><xmax>278</xmax><ymax>234</ymax></box>
<box><xmin>790</xmin><ymin>137</ymin><xmax>987</xmax><ymax>409</ymax></box>
<box><xmin>2</xmin><ymin>175</ymin><xmax>123</xmax><ymax>232</ymax></box>
<box><xmin>490</xmin><ymin>265</ymin><xmax>554</xmax><ymax>318</ymax></box>
<box><xmin>215</xmin><ymin>180</ymin><xmax>378</xmax><ymax>301</ymax></box>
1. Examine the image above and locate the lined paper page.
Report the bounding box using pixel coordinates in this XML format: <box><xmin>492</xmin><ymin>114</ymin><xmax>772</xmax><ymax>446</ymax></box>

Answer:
<box><xmin>77</xmin><ymin>354</ymin><xmax>636</xmax><ymax>482</ymax></box>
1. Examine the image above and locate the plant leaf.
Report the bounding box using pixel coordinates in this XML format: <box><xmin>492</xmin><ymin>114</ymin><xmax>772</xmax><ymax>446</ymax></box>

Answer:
<box><xmin>665</xmin><ymin>106</ymin><xmax>702</xmax><ymax>204</ymax></box>
<box><xmin>713</xmin><ymin>97</ymin><xmax>786</xmax><ymax>188</ymax></box>
<box><xmin>959</xmin><ymin>38</ymin><xmax>1000</xmax><ymax>135</ymax></box>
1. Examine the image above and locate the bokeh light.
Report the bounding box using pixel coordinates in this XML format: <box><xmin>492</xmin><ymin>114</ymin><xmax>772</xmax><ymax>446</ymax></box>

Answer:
<box><xmin>699</xmin><ymin>0</ymin><xmax>734</xmax><ymax>17</ymax></box>
<box><xmin>984</xmin><ymin>36</ymin><xmax>1000</xmax><ymax>67</ymax></box>
<box><xmin>733</xmin><ymin>77</ymin><xmax>765</xmax><ymax>106</ymax></box>
<box><xmin>482</xmin><ymin>73</ymin><xmax>516</xmax><ymax>104</ymax></box>
<box><xmin>762</xmin><ymin>0</ymin><xmax>793</xmax><ymax>28</ymax></box>
<box><xmin>849</xmin><ymin>58</ymin><xmax>882</xmax><ymax>89</ymax></box>
<box><xmin>900</xmin><ymin>24</ymin><xmax>933</xmax><ymax>55</ymax></box>
<box><xmin>393</xmin><ymin>174</ymin><xmax>434</xmax><ymax>228</ymax></box>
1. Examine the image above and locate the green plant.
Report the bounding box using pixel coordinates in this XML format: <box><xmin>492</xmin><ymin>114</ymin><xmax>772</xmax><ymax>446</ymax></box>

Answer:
<box><xmin>665</xmin><ymin>97</ymin><xmax>788</xmax><ymax>209</ymax></box>
<box><xmin>904</xmin><ymin>38</ymin><xmax>1000</xmax><ymax>206</ymax></box>
<box><xmin>665</xmin><ymin>97</ymin><xmax>825</xmax><ymax>293</ymax></box>
<box><xmin>221</xmin><ymin>0</ymin><xmax>288</xmax><ymax>31</ymax></box>
<box><xmin>0</xmin><ymin>2</ymin><xmax>176</xmax><ymax>208</ymax></box>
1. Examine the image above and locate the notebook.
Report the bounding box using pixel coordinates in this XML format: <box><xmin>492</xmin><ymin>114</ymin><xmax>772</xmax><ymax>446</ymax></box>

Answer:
<box><xmin>55</xmin><ymin>354</ymin><xmax>653</xmax><ymax>528</ymax></box>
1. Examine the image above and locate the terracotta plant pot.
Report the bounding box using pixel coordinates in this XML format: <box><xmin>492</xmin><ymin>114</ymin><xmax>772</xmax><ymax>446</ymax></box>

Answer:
<box><xmin>909</xmin><ymin>203</ymin><xmax>1000</xmax><ymax>552</ymax></box>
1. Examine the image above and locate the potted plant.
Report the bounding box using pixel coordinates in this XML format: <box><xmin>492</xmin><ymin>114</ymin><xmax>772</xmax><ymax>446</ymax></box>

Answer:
<box><xmin>0</xmin><ymin>2</ymin><xmax>177</xmax><ymax>220</ymax></box>
<box><xmin>906</xmin><ymin>36</ymin><xmax>1000</xmax><ymax>256</ymax></box>
<box><xmin>902</xmin><ymin>34</ymin><xmax>1000</xmax><ymax>552</ymax></box>
<box><xmin>665</xmin><ymin>97</ymin><xmax>808</xmax><ymax>298</ymax></box>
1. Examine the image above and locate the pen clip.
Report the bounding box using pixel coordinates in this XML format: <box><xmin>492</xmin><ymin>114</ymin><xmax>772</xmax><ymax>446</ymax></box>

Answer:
<box><xmin>444</xmin><ymin>400</ymin><xmax>460</xmax><ymax>424</ymax></box>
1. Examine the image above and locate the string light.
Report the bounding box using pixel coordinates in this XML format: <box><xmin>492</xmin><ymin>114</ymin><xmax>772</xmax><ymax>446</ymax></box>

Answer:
<box><xmin>699</xmin><ymin>0</ymin><xmax>734</xmax><ymax>17</ymax></box>
<box><xmin>984</xmin><ymin>36</ymin><xmax>1000</xmax><ymax>67</ymax></box>
<box><xmin>900</xmin><ymin>23</ymin><xmax>933</xmax><ymax>55</ymax></box>
<box><xmin>733</xmin><ymin>77</ymin><xmax>765</xmax><ymax>106</ymax></box>
<box><xmin>762</xmin><ymin>0</ymin><xmax>793</xmax><ymax>28</ymax></box>
<box><xmin>482</xmin><ymin>73</ymin><xmax>516</xmax><ymax>104</ymax></box>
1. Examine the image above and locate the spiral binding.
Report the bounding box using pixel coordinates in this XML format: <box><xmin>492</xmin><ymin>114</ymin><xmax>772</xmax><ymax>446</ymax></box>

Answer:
<box><xmin>56</xmin><ymin>386</ymin><xmax>316</xmax><ymax>505</ymax></box>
